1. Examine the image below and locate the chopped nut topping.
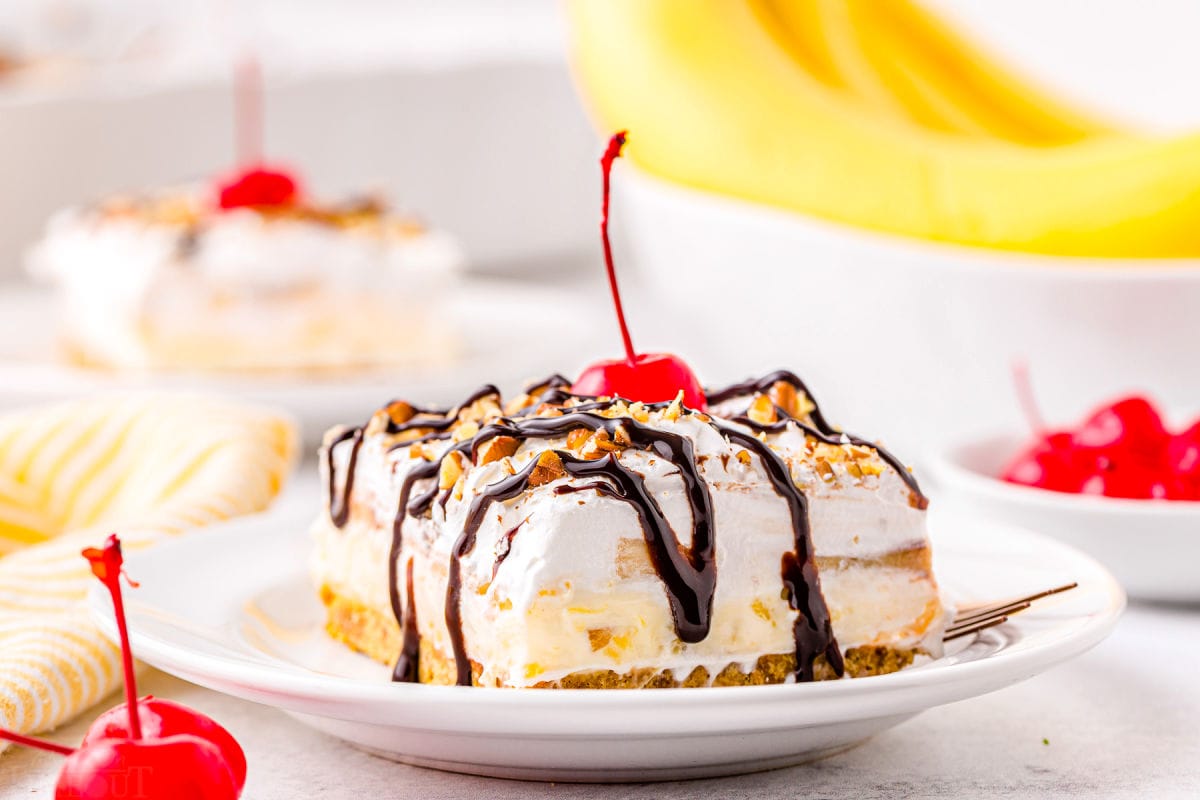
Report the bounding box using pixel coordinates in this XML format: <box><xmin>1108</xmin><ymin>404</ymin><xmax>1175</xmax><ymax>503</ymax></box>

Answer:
<box><xmin>459</xmin><ymin>394</ymin><xmax>502</xmax><ymax>425</ymax></box>
<box><xmin>386</xmin><ymin>400</ymin><xmax>417</xmax><ymax>426</ymax></box>
<box><xmin>477</xmin><ymin>436</ymin><xmax>519</xmax><ymax>465</ymax></box>
<box><xmin>769</xmin><ymin>381</ymin><xmax>799</xmax><ymax>418</ymax></box>
<box><xmin>528</xmin><ymin>451</ymin><xmax>566</xmax><ymax>486</ymax></box>
<box><xmin>813</xmin><ymin>442</ymin><xmax>848</xmax><ymax>463</ymax></box>
<box><xmin>612</xmin><ymin>424</ymin><xmax>633</xmax><ymax>447</ymax></box>
<box><xmin>439</xmin><ymin>450</ymin><xmax>466</xmax><ymax>490</ymax></box>
<box><xmin>747</xmin><ymin>394</ymin><xmax>778</xmax><ymax>426</ymax></box>
<box><xmin>629</xmin><ymin>402</ymin><xmax>651</xmax><ymax>423</ymax></box>
<box><xmin>848</xmin><ymin>444</ymin><xmax>875</xmax><ymax>460</ymax></box>
<box><xmin>566</xmin><ymin>428</ymin><xmax>591</xmax><ymax>451</ymax></box>
<box><xmin>663</xmin><ymin>392</ymin><xmax>684</xmax><ymax>421</ymax></box>
<box><xmin>600</xmin><ymin>400</ymin><xmax>629</xmax><ymax>420</ymax></box>
<box><xmin>452</xmin><ymin>420</ymin><xmax>481</xmax><ymax>443</ymax></box>
<box><xmin>768</xmin><ymin>380</ymin><xmax>817</xmax><ymax>419</ymax></box>
<box><xmin>735</xmin><ymin>450</ymin><xmax>753</xmax><ymax>467</ymax></box>
<box><xmin>580</xmin><ymin>427</ymin><xmax>627</xmax><ymax>459</ymax></box>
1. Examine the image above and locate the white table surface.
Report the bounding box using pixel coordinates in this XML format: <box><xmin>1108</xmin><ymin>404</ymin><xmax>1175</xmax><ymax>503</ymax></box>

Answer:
<box><xmin>2</xmin><ymin>468</ymin><xmax>1198</xmax><ymax>799</ymax></box>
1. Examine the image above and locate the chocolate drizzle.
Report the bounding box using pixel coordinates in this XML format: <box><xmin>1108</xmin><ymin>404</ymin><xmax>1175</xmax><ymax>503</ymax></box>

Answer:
<box><xmin>445</xmin><ymin>446</ymin><xmax>716</xmax><ymax>686</ymax></box>
<box><xmin>445</xmin><ymin>457</ymin><xmax>544</xmax><ymax>685</ymax></box>
<box><xmin>473</xmin><ymin>413</ymin><xmax>717</xmax><ymax>636</ymax></box>
<box><xmin>711</xmin><ymin>370</ymin><xmax>927</xmax><ymax>507</ymax></box>
<box><xmin>327</xmin><ymin>427</ymin><xmax>364</xmax><ymax>528</ymax></box>
<box><xmin>522</xmin><ymin>374</ymin><xmax>572</xmax><ymax>395</ymax></box>
<box><xmin>709</xmin><ymin>370</ymin><xmax>833</xmax><ymax>430</ymax></box>
<box><xmin>388</xmin><ymin>416</ymin><xmax>455</xmax><ymax>438</ymax></box>
<box><xmin>363</xmin><ymin>370</ymin><xmax>925</xmax><ymax>686</ymax></box>
<box><xmin>713</xmin><ymin>421</ymin><xmax>843</xmax><ymax>680</ymax></box>
<box><xmin>386</xmin><ymin>449</ymin><xmax>447</xmax><ymax>683</ymax></box>
<box><xmin>391</xmin><ymin>557</ymin><xmax>420</xmax><ymax>683</ymax></box>
<box><xmin>491</xmin><ymin>517</ymin><xmax>529</xmax><ymax>579</ymax></box>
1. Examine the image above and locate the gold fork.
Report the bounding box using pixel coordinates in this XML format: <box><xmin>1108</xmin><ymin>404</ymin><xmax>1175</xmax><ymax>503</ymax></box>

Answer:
<box><xmin>943</xmin><ymin>582</ymin><xmax>1078</xmax><ymax>641</ymax></box>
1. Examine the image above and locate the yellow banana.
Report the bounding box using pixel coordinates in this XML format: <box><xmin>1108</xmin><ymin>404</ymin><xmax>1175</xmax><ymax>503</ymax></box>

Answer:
<box><xmin>756</xmin><ymin>0</ymin><xmax>978</xmax><ymax>137</ymax></box>
<box><xmin>759</xmin><ymin>0</ymin><xmax>1116</xmax><ymax>145</ymax></box>
<box><xmin>851</xmin><ymin>0</ymin><xmax>1118</xmax><ymax>143</ymax></box>
<box><xmin>565</xmin><ymin>0</ymin><xmax>1200</xmax><ymax>256</ymax></box>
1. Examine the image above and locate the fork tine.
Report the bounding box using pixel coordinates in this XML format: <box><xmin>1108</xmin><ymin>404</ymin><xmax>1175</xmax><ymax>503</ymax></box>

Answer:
<box><xmin>951</xmin><ymin>599</ymin><xmax>1034</xmax><ymax>627</ymax></box>
<box><xmin>953</xmin><ymin>582</ymin><xmax>1078</xmax><ymax>619</ymax></box>
<box><xmin>944</xmin><ymin>615</ymin><xmax>1009</xmax><ymax>641</ymax></box>
<box><xmin>944</xmin><ymin>582</ymin><xmax>1079</xmax><ymax>643</ymax></box>
<box><xmin>945</xmin><ymin>602</ymin><xmax>1030</xmax><ymax>635</ymax></box>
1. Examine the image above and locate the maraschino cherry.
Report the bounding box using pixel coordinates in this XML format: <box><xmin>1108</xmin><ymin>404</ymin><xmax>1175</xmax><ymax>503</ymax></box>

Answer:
<box><xmin>571</xmin><ymin>131</ymin><xmax>707</xmax><ymax>409</ymax></box>
<box><xmin>1169</xmin><ymin>421</ymin><xmax>1200</xmax><ymax>480</ymax></box>
<box><xmin>217</xmin><ymin>167</ymin><xmax>300</xmax><ymax>211</ymax></box>
<box><xmin>1001</xmin><ymin>368</ymin><xmax>1200</xmax><ymax>501</ymax></box>
<box><xmin>0</xmin><ymin>535</ymin><xmax>245</xmax><ymax>798</ymax></box>
<box><xmin>215</xmin><ymin>54</ymin><xmax>300</xmax><ymax>212</ymax></box>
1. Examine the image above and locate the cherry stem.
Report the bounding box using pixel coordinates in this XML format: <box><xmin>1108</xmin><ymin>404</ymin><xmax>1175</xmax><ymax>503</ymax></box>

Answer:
<box><xmin>599</xmin><ymin>131</ymin><xmax>637</xmax><ymax>367</ymax></box>
<box><xmin>0</xmin><ymin>728</ymin><xmax>76</xmax><ymax>757</ymax></box>
<box><xmin>235</xmin><ymin>54</ymin><xmax>263</xmax><ymax>168</ymax></box>
<box><xmin>83</xmin><ymin>535</ymin><xmax>142</xmax><ymax>741</ymax></box>
<box><xmin>1012</xmin><ymin>360</ymin><xmax>1048</xmax><ymax>438</ymax></box>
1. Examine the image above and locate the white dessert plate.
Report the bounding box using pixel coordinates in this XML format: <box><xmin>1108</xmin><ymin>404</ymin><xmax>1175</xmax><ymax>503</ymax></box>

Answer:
<box><xmin>927</xmin><ymin>432</ymin><xmax>1200</xmax><ymax>604</ymax></box>
<box><xmin>0</xmin><ymin>280</ymin><xmax>598</xmax><ymax>442</ymax></box>
<box><xmin>86</xmin><ymin>499</ymin><xmax>1124</xmax><ymax>783</ymax></box>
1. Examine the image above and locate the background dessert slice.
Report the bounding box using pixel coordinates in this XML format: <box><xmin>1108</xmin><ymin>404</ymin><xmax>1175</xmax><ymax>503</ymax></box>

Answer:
<box><xmin>25</xmin><ymin>175</ymin><xmax>462</xmax><ymax>374</ymax></box>
<box><xmin>312</xmin><ymin>373</ymin><xmax>944</xmax><ymax>688</ymax></box>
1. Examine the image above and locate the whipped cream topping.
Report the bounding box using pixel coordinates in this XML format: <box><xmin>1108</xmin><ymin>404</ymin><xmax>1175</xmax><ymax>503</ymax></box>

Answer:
<box><xmin>313</xmin><ymin>374</ymin><xmax>944</xmax><ymax>687</ymax></box>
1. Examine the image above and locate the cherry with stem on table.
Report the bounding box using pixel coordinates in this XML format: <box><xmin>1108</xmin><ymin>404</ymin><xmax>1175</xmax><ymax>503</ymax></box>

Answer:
<box><xmin>0</xmin><ymin>534</ymin><xmax>247</xmax><ymax>799</ymax></box>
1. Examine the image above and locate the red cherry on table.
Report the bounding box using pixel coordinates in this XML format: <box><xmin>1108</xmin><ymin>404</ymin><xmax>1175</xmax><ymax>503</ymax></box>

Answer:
<box><xmin>217</xmin><ymin>167</ymin><xmax>300</xmax><ymax>210</ymax></box>
<box><xmin>573</xmin><ymin>353</ymin><xmax>707</xmax><ymax>408</ymax></box>
<box><xmin>56</xmin><ymin>735</ymin><xmax>238</xmax><ymax>800</ymax></box>
<box><xmin>1</xmin><ymin>535</ymin><xmax>247</xmax><ymax>799</ymax></box>
<box><xmin>82</xmin><ymin>697</ymin><xmax>247</xmax><ymax>791</ymax></box>
<box><xmin>78</xmin><ymin>536</ymin><xmax>244</xmax><ymax>797</ymax></box>
<box><xmin>1073</xmin><ymin>396</ymin><xmax>1169</xmax><ymax>462</ymax></box>
<box><xmin>573</xmin><ymin>131</ymin><xmax>707</xmax><ymax>410</ymax></box>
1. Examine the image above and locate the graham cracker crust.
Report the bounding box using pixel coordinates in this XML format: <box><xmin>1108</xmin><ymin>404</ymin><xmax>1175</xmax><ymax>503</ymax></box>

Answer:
<box><xmin>319</xmin><ymin>585</ymin><xmax>920</xmax><ymax>688</ymax></box>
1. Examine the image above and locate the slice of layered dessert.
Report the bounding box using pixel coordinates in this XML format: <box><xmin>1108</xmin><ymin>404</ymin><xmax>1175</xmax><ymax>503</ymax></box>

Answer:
<box><xmin>26</xmin><ymin>168</ymin><xmax>461</xmax><ymax>373</ymax></box>
<box><xmin>312</xmin><ymin>371</ymin><xmax>944</xmax><ymax>687</ymax></box>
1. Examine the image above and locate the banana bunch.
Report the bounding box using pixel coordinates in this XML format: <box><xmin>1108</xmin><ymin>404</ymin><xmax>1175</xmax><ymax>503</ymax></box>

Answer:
<box><xmin>566</xmin><ymin>0</ymin><xmax>1200</xmax><ymax>257</ymax></box>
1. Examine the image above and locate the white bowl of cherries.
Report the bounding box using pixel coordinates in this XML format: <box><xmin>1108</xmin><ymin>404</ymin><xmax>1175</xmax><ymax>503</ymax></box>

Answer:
<box><xmin>927</xmin><ymin>392</ymin><xmax>1200</xmax><ymax>604</ymax></box>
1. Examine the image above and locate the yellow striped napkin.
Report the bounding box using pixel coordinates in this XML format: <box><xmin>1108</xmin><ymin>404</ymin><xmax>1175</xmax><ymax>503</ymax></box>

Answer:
<box><xmin>0</xmin><ymin>395</ymin><xmax>296</xmax><ymax>749</ymax></box>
